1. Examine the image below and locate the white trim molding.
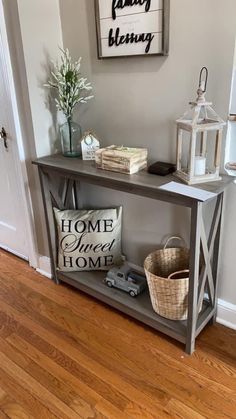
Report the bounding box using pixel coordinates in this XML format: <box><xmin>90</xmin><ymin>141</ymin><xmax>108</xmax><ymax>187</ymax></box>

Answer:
<box><xmin>0</xmin><ymin>0</ymin><xmax>38</xmax><ymax>268</ymax></box>
<box><xmin>38</xmin><ymin>256</ymin><xmax>236</xmax><ymax>330</ymax></box>
<box><xmin>36</xmin><ymin>256</ymin><xmax>52</xmax><ymax>279</ymax></box>
<box><xmin>0</xmin><ymin>243</ymin><xmax>28</xmax><ymax>261</ymax></box>
<box><xmin>216</xmin><ymin>299</ymin><xmax>236</xmax><ymax>330</ymax></box>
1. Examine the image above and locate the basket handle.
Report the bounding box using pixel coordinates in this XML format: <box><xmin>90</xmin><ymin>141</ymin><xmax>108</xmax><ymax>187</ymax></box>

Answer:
<box><xmin>163</xmin><ymin>236</ymin><xmax>185</xmax><ymax>250</ymax></box>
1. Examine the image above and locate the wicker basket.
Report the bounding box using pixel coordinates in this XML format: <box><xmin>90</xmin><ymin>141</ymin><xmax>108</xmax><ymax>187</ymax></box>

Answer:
<box><xmin>144</xmin><ymin>237</ymin><xmax>190</xmax><ymax>320</ymax></box>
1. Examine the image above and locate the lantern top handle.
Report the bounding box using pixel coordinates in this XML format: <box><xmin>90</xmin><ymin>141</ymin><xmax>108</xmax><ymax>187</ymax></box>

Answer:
<box><xmin>199</xmin><ymin>67</ymin><xmax>208</xmax><ymax>93</ymax></box>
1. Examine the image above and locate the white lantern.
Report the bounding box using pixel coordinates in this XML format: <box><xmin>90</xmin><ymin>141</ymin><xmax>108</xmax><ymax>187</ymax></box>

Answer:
<box><xmin>175</xmin><ymin>68</ymin><xmax>226</xmax><ymax>185</ymax></box>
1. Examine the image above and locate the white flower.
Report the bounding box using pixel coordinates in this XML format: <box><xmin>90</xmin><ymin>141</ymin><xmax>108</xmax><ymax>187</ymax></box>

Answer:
<box><xmin>46</xmin><ymin>48</ymin><xmax>94</xmax><ymax>119</ymax></box>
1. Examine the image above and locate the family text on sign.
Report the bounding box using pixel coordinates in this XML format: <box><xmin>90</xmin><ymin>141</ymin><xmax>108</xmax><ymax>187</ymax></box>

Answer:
<box><xmin>111</xmin><ymin>0</ymin><xmax>152</xmax><ymax>19</ymax></box>
<box><xmin>110</xmin><ymin>0</ymin><xmax>154</xmax><ymax>53</ymax></box>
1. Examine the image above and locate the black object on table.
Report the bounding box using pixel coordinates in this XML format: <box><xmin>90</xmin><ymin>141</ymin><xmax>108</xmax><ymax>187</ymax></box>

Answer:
<box><xmin>148</xmin><ymin>161</ymin><xmax>176</xmax><ymax>176</ymax></box>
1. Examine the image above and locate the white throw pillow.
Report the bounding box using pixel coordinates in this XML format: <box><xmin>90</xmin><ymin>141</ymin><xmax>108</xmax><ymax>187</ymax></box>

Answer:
<box><xmin>54</xmin><ymin>207</ymin><xmax>122</xmax><ymax>272</ymax></box>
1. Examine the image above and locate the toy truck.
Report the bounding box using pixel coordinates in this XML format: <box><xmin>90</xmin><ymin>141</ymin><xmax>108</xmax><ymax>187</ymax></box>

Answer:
<box><xmin>105</xmin><ymin>265</ymin><xmax>147</xmax><ymax>297</ymax></box>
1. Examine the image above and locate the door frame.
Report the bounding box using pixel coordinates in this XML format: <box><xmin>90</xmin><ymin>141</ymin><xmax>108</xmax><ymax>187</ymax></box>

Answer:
<box><xmin>0</xmin><ymin>0</ymin><xmax>38</xmax><ymax>267</ymax></box>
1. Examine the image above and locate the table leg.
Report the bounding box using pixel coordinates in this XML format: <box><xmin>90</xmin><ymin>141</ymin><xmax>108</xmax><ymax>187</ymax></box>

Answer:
<box><xmin>186</xmin><ymin>202</ymin><xmax>202</xmax><ymax>354</ymax></box>
<box><xmin>38</xmin><ymin>167</ymin><xmax>59</xmax><ymax>284</ymax></box>
<box><xmin>210</xmin><ymin>192</ymin><xmax>224</xmax><ymax>324</ymax></box>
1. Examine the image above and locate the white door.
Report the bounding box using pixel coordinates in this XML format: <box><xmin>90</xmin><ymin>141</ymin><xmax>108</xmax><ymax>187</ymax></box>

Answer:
<box><xmin>0</xmin><ymin>12</ymin><xmax>28</xmax><ymax>260</ymax></box>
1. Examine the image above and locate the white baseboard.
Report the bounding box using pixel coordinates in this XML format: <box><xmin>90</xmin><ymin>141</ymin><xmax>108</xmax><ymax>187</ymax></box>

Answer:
<box><xmin>216</xmin><ymin>299</ymin><xmax>236</xmax><ymax>330</ymax></box>
<box><xmin>36</xmin><ymin>257</ymin><xmax>236</xmax><ymax>330</ymax></box>
<box><xmin>36</xmin><ymin>255</ymin><xmax>52</xmax><ymax>279</ymax></box>
<box><xmin>0</xmin><ymin>243</ymin><xmax>28</xmax><ymax>261</ymax></box>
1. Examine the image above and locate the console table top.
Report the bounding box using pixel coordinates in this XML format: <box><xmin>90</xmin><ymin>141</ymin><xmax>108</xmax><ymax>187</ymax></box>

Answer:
<box><xmin>33</xmin><ymin>154</ymin><xmax>231</xmax><ymax>207</ymax></box>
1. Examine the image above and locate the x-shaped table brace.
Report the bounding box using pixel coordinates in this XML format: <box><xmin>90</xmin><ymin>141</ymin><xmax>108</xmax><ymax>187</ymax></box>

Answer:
<box><xmin>186</xmin><ymin>193</ymin><xmax>223</xmax><ymax>354</ymax></box>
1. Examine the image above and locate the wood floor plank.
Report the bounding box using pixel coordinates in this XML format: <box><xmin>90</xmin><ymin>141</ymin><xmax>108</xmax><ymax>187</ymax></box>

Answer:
<box><xmin>0</xmin><ymin>382</ymin><xmax>33</xmax><ymax>419</ymax></box>
<box><xmin>1</xmin><ymin>280</ymin><xmax>171</xmax><ymax>418</ymax></box>
<box><xmin>0</xmin><ymin>336</ymin><xmax>126</xmax><ymax>419</ymax></box>
<box><xmin>0</xmin><ymin>395</ymin><xmax>32</xmax><ymax>419</ymax></box>
<box><xmin>0</xmin><ymin>297</ymin><xmax>233</xmax><ymax>419</ymax></box>
<box><xmin>1</xmin><ymin>306</ymin><xmax>169</xmax><ymax>417</ymax></box>
<box><xmin>0</xmin><ymin>279</ymin><xmax>234</xmax><ymax>417</ymax></box>
<box><xmin>10</xmin><ymin>267</ymin><xmax>236</xmax><ymax>397</ymax></box>
<box><xmin>166</xmin><ymin>398</ymin><xmax>206</xmax><ymax>419</ymax></box>
<box><xmin>0</xmin><ymin>410</ymin><xmax>9</xmax><ymax>419</ymax></box>
<box><xmin>1</xmin><ymin>302</ymin><xmax>126</xmax><ymax>408</ymax></box>
<box><xmin>0</xmin><ymin>332</ymin><xmax>29</xmax><ymax>370</ymax></box>
<box><xmin>0</xmin><ymin>249</ymin><xmax>235</xmax><ymax>419</ymax></box>
<box><xmin>0</xmin><ymin>336</ymin><xmax>95</xmax><ymax>418</ymax></box>
<box><xmin>5</xmin><ymin>334</ymin><xmax>132</xmax><ymax>419</ymax></box>
<box><xmin>0</xmin><ymin>352</ymin><xmax>82</xmax><ymax>419</ymax></box>
<box><xmin>0</xmin><ymin>367</ymin><xmax>56</xmax><ymax>419</ymax></box>
<box><xmin>0</xmin><ymin>389</ymin><xmax>6</xmax><ymax>402</ymax></box>
<box><xmin>2</xmin><ymin>268</ymin><xmax>236</xmax><ymax>384</ymax></box>
<box><xmin>1</xmin><ymin>252</ymin><xmax>234</xmax><ymax>370</ymax></box>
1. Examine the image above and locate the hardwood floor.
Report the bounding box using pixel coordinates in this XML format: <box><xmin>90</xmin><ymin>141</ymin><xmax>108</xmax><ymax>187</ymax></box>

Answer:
<box><xmin>0</xmin><ymin>250</ymin><xmax>235</xmax><ymax>418</ymax></box>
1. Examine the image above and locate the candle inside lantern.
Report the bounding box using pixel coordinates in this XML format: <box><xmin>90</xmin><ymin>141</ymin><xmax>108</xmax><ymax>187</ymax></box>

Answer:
<box><xmin>194</xmin><ymin>156</ymin><xmax>206</xmax><ymax>176</ymax></box>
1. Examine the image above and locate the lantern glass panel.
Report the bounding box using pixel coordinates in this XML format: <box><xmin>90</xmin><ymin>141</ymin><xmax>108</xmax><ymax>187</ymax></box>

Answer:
<box><xmin>196</xmin><ymin>132</ymin><xmax>203</xmax><ymax>157</ymax></box>
<box><xmin>181</xmin><ymin>130</ymin><xmax>191</xmax><ymax>172</ymax></box>
<box><xmin>205</xmin><ymin>131</ymin><xmax>212</xmax><ymax>172</ymax></box>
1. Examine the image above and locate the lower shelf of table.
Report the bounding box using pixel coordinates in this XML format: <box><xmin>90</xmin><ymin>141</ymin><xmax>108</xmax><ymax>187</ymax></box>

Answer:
<box><xmin>57</xmin><ymin>270</ymin><xmax>215</xmax><ymax>345</ymax></box>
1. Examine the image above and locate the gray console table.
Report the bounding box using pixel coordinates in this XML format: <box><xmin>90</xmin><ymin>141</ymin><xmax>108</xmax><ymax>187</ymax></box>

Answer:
<box><xmin>33</xmin><ymin>154</ymin><xmax>231</xmax><ymax>354</ymax></box>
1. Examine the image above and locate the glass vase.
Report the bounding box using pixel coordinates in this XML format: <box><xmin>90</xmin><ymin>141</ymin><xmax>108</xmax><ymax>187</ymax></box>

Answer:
<box><xmin>60</xmin><ymin>118</ymin><xmax>82</xmax><ymax>157</ymax></box>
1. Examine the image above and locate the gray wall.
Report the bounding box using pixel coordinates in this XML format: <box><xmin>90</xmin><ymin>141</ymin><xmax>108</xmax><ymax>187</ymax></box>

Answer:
<box><xmin>59</xmin><ymin>0</ymin><xmax>236</xmax><ymax>305</ymax></box>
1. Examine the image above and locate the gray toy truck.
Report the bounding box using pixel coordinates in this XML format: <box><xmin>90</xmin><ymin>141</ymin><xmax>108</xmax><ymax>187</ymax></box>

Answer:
<box><xmin>105</xmin><ymin>265</ymin><xmax>147</xmax><ymax>297</ymax></box>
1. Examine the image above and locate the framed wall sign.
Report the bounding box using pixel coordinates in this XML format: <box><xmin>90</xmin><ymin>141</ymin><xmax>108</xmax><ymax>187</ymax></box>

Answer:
<box><xmin>95</xmin><ymin>0</ymin><xmax>170</xmax><ymax>58</ymax></box>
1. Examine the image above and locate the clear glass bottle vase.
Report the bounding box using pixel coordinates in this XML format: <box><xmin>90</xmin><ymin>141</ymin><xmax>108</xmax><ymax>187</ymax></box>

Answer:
<box><xmin>60</xmin><ymin>118</ymin><xmax>82</xmax><ymax>157</ymax></box>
